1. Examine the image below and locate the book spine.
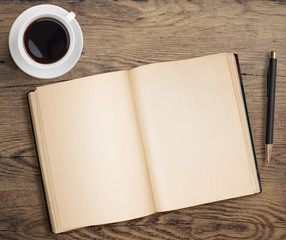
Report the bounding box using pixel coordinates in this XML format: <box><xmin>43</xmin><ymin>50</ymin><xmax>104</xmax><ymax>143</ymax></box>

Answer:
<box><xmin>234</xmin><ymin>54</ymin><xmax>262</xmax><ymax>193</ymax></box>
<box><xmin>26</xmin><ymin>91</ymin><xmax>54</xmax><ymax>233</ymax></box>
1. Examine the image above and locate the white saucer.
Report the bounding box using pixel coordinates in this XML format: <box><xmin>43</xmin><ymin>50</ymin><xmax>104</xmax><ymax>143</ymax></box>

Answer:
<box><xmin>9</xmin><ymin>5</ymin><xmax>83</xmax><ymax>79</ymax></box>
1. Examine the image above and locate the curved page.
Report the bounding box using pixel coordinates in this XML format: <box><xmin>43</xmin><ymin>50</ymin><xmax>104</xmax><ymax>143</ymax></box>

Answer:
<box><xmin>130</xmin><ymin>53</ymin><xmax>259</xmax><ymax>211</ymax></box>
<box><xmin>32</xmin><ymin>71</ymin><xmax>155</xmax><ymax>233</ymax></box>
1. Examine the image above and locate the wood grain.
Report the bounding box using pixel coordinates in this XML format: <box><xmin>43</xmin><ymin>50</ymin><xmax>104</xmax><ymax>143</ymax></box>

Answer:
<box><xmin>0</xmin><ymin>0</ymin><xmax>285</xmax><ymax>239</ymax></box>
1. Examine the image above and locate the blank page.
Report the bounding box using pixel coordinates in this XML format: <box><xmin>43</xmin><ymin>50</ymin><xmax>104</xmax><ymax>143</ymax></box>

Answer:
<box><xmin>130</xmin><ymin>53</ymin><xmax>259</xmax><ymax>211</ymax></box>
<box><xmin>30</xmin><ymin>71</ymin><xmax>155</xmax><ymax>233</ymax></box>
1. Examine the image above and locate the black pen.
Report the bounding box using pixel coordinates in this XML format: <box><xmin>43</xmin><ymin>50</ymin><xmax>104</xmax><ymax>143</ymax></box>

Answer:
<box><xmin>266</xmin><ymin>51</ymin><xmax>277</xmax><ymax>163</ymax></box>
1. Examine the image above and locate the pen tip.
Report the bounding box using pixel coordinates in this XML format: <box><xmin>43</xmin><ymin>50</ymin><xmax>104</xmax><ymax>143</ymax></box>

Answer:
<box><xmin>266</xmin><ymin>144</ymin><xmax>272</xmax><ymax>163</ymax></box>
<box><xmin>271</xmin><ymin>51</ymin><xmax>276</xmax><ymax>59</ymax></box>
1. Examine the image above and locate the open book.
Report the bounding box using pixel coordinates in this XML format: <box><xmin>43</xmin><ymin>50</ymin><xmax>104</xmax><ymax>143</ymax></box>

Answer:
<box><xmin>28</xmin><ymin>53</ymin><xmax>261</xmax><ymax>233</ymax></box>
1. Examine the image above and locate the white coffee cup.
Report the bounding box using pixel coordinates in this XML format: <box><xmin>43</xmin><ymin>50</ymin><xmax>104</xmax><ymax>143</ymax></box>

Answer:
<box><xmin>9</xmin><ymin>4</ymin><xmax>83</xmax><ymax>79</ymax></box>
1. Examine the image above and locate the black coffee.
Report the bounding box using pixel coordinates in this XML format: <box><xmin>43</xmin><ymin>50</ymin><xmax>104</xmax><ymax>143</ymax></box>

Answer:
<box><xmin>24</xmin><ymin>18</ymin><xmax>70</xmax><ymax>64</ymax></box>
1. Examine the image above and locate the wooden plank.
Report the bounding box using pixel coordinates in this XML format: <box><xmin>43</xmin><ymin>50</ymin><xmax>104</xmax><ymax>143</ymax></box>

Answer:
<box><xmin>0</xmin><ymin>200</ymin><xmax>285</xmax><ymax>239</ymax></box>
<box><xmin>0</xmin><ymin>0</ymin><xmax>286</xmax><ymax>88</ymax></box>
<box><xmin>1</xmin><ymin>219</ymin><xmax>286</xmax><ymax>240</ymax></box>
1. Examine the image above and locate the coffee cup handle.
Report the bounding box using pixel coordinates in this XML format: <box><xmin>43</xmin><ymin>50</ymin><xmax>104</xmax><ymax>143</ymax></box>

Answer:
<box><xmin>66</xmin><ymin>12</ymin><xmax>76</xmax><ymax>22</ymax></box>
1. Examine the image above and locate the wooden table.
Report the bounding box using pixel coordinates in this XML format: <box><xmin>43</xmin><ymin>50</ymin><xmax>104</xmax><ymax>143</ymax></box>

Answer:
<box><xmin>1</xmin><ymin>0</ymin><xmax>285</xmax><ymax>239</ymax></box>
